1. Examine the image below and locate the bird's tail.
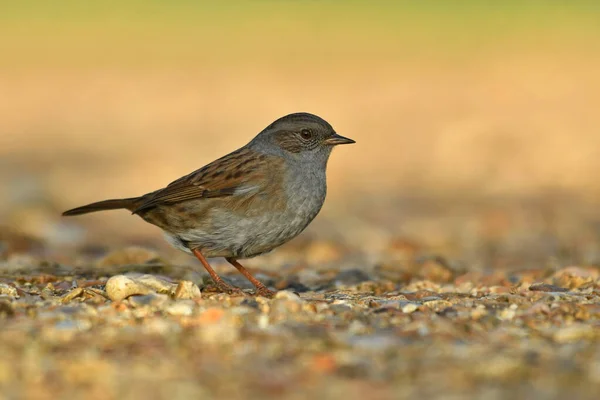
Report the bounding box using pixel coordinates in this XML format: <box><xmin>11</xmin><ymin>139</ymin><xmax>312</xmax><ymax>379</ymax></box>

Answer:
<box><xmin>62</xmin><ymin>197</ymin><xmax>140</xmax><ymax>216</ymax></box>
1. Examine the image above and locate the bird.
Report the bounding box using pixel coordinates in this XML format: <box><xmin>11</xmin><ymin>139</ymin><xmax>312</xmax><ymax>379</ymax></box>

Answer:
<box><xmin>63</xmin><ymin>112</ymin><xmax>355</xmax><ymax>297</ymax></box>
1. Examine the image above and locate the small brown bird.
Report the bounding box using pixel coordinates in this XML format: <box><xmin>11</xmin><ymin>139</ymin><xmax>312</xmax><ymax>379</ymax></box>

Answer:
<box><xmin>63</xmin><ymin>112</ymin><xmax>354</xmax><ymax>297</ymax></box>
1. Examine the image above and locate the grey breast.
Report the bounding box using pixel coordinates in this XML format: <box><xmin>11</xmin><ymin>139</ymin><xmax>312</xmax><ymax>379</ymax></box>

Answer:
<box><xmin>172</xmin><ymin>162</ymin><xmax>327</xmax><ymax>259</ymax></box>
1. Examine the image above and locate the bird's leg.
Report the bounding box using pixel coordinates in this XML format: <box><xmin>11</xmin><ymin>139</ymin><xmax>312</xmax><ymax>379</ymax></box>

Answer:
<box><xmin>226</xmin><ymin>258</ymin><xmax>276</xmax><ymax>298</ymax></box>
<box><xmin>191</xmin><ymin>249</ymin><xmax>244</xmax><ymax>295</ymax></box>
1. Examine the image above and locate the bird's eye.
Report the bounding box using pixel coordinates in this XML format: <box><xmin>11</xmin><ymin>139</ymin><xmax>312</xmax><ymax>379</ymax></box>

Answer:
<box><xmin>300</xmin><ymin>129</ymin><xmax>313</xmax><ymax>140</ymax></box>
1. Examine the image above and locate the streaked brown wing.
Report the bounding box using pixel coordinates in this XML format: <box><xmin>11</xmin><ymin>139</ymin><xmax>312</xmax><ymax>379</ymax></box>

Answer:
<box><xmin>132</xmin><ymin>148</ymin><xmax>278</xmax><ymax>214</ymax></box>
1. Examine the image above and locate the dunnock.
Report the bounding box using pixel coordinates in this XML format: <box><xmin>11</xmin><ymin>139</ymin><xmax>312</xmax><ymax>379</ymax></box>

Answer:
<box><xmin>63</xmin><ymin>112</ymin><xmax>354</xmax><ymax>297</ymax></box>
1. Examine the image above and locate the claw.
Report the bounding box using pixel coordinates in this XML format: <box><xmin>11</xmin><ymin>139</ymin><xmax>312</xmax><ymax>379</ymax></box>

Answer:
<box><xmin>255</xmin><ymin>287</ymin><xmax>276</xmax><ymax>298</ymax></box>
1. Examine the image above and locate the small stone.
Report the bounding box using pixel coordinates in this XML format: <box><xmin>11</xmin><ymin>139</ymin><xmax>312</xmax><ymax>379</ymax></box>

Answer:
<box><xmin>61</xmin><ymin>287</ymin><xmax>84</xmax><ymax>303</ymax></box>
<box><xmin>274</xmin><ymin>290</ymin><xmax>303</xmax><ymax>302</ymax></box>
<box><xmin>401</xmin><ymin>303</ymin><xmax>418</xmax><ymax>313</ymax></box>
<box><xmin>105</xmin><ymin>275</ymin><xmax>153</xmax><ymax>302</ymax></box>
<box><xmin>40</xmin><ymin>283</ymin><xmax>56</xmax><ymax>300</ymax></box>
<box><xmin>529</xmin><ymin>283</ymin><xmax>568</xmax><ymax>292</ymax></box>
<box><xmin>105</xmin><ymin>274</ymin><xmax>184</xmax><ymax>302</ymax></box>
<box><xmin>136</xmin><ymin>274</ymin><xmax>176</xmax><ymax>295</ymax></box>
<box><xmin>173</xmin><ymin>281</ymin><xmax>201</xmax><ymax>300</ymax></box>
<box><xmin>421</xmin><ymin>299</ymin><xmax>453</xmax><ymax>311</ymax></box>
<box><xmin>0</xmin><ymin>283</ymin><xmax>17</xmax><ymax>298</ymax></box>
<box><xmin>271</xmin><ymin>291</ymin><xmax>305</xmax><ymax>315</ymax></box>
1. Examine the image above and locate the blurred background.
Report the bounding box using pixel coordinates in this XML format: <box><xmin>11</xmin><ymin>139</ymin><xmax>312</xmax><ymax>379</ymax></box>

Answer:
<box><xmin>2</xmin><ymin>0</ymin><xmax>600</xmax><ymax>271</ymax></box>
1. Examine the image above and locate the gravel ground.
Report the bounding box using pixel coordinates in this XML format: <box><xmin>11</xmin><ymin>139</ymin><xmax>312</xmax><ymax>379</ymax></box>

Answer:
<box><xmin>1</xmin><ymin>244</ymin><xmax>599</xmax><ymax>400</ymax></box>
<box><xmin>2</xmin><ymin>4</ymin><xmax>600</xmax><ymax>399</ymax></box>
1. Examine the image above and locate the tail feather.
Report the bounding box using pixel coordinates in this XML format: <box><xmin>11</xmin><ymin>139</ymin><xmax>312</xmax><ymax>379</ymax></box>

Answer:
<box><xmin>62</xmin><ymin>198</ymin><xmax>139</xmax><ymax>216</ymax></box>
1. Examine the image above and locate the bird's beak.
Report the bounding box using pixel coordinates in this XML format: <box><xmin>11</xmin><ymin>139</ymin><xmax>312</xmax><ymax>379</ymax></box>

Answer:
<box><xmin>324</xmin><ymin>133</ymin><xmax>356</xmax><ymax>146</ymax></box>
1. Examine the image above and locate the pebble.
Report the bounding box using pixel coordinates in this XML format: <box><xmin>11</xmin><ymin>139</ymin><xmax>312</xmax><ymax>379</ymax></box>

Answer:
<box><xmin>61</xmin><ymin>287</ymin><xmax>84</xmax><ymax>303</ymax></box>
<box><xmin>174</xmin><ymin>281</ymin><xmax>202</xmax><ymax>300</ymax></box>
<box><xmin>529</xmin><ymin>283</ymin><xmax>569</xmax><ymax>292</ymax></box>
<box><xmin>421</xmin><ymin>299</ymin><xmax>453</xmax><ymax>311</ymax></box>
<box><xmin>274</xmin><ymin>290</ymin><xmax>303</xmax><ymax>302</ymax></box>
<box><xmin>0</xmin><ymin>256</ymin><xmax>599</xmax><ymax>397</ymax></box>
<box><xmin>106</xmin><ymin>275</ymin><xmax>153</xmax><ymax>301</ymax></box>
<box><xmin>105</xmin><ymin>274</ymin><xmax>201</xmax><ymax>302</ymax></box>
<box><xmin>0</xmin><ymin>283</ymin><xmax>18</xmax><ymax>298</ymax></box>
<box><xmin>135</xmin><ymin>274</ymin><xmax>178</xmax><ymax>294</ymax></box>
<box><xmin>401</xmin><ymin>303</ymin><xmax>419</xmax><ymax>313</ymax></box>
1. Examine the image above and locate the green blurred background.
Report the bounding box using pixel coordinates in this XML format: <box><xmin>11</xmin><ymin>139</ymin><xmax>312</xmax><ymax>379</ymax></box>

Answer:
<box><xmin>2</xmin><ymin>1</ymin><xmax>600</xmax><ymax>269</ymax></box>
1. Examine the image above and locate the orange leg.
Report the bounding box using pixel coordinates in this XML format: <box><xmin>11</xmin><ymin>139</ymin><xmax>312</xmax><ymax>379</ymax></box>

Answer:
<box><xmin>226</xmin><ymin>258</ymin><xmax>276</xmax><ymax>298</ymax></box>
<box><xmin>192</xmin><ymin>249</ymin><xmax>244</xmax><ymax>295</ymax></box>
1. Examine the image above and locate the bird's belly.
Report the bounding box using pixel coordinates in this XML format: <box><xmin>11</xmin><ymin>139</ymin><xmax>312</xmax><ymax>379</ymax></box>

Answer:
<box><xmin>167</xmin><ymin>213</ymin><xmax>302</xmax><ymax>258</ymax></box>
<box><xmin>171</xmin><ymin>192</ymin><xmax>324</xmax><ymax>258</ymax></box>
<box><xmin>214</xmin><ymin>210</ymin><xmax>310</xmax><ymax>257</ymax></box>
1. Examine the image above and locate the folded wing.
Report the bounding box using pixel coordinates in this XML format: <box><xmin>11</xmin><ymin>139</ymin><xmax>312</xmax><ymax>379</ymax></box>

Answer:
<box><xmin>132</xmin><ymin>148</ymin><xmax>279</xmax><ymax>214</ymax></box>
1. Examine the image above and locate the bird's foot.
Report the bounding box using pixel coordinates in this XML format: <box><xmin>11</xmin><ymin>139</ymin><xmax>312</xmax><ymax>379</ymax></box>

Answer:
<box><xmin>255</xmin><ymin>286</ymin><xmax>276</xmax><ymax>298</ymax></box>
<box><xmin>211</xmin><ymin>280</ymin><xmax>246</xmax><ymax>296</ymax></box>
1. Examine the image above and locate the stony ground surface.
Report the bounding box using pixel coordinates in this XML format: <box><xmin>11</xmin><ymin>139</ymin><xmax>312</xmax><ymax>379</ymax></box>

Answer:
<box><xmin>1</xmin><ymin>243</ymin><xmax>599</xmax><ymax>400</ymax></box>
<box><xmin>2</xmin><ymin>4</ymin><xmax>600</xmax><ymax>399</ymax></box>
